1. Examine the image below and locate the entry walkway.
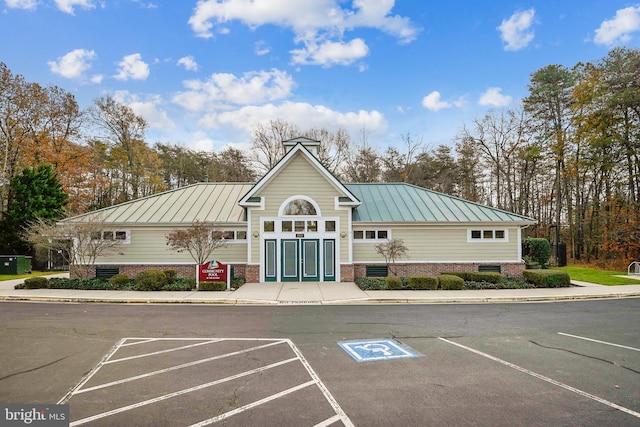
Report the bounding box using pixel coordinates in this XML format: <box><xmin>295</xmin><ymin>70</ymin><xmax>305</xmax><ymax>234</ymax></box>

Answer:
<box><xmin>1</xmin><ymin>274</ymin><xmax>640</xmax><ymax>304</ymax></box>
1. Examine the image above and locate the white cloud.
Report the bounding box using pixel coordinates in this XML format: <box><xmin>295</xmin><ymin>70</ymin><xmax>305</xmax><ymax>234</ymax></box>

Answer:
<box><xmin>594</xmin><ymin>6</ymin><xmax>640</xmax><ymax>45</ymax></box>
<box><xmin>422</xmin><ymin>91</ymin><xmax>451</xmax><ymax>112</ymax></box>
<box><xmin>291</xmin><ymin>38</ymin><xmax>369</xmax><ymax>66</ymax></box>
<box><xmin>478</xmin><ymin>87</ymin><xmax>512</xmax><ymax>107</ymax></box>
<box><xmin>188</xmin><ymin>0</ymin><xmax>418</xmax><ymax>66</ymax></box>
<box><xmin>5</xmin><ymin>0</ymin><xmax>38</xmax><ymax>10</ymax></box>
<box><xmin>177</xmin><ymin>55</ymin><xmax>198</xmax><ymax>71</ymax></box>
<box><xmin>114</xmin><ymin>53</ymin><xmax>150</xmax><ymax>81</ymax></box>
<box><xmin>172</xmin><ymin>69</ymin><xmax>295</xmax><ymax>110</ymax></box>
<box><xmin>113</xmin><ymin>90</ymin><xmax>175</xmax><ymax>130</ymax></box>
<box><xmin>198</xmin><ymin>101</ymin><xmax>387</xmax><ymax>138</ymax></box>
<box><xmin>54</xmin><ymin>0</ymin><xmax>96</xmax><ymax>14</ymax></box>
<box><xmin>47</xmin><ymin>48</ymin><xmax>96</xmax><ymax>80</ymax></box>
<box><xmin>254</xmin><ymin>40</ymin><xmax>271</xmax><ymax>56</ymax></box>
<box><xmin>497</xmin><ymin>8</ymin><xmax>536</xmax><ymax>51</ymax></box>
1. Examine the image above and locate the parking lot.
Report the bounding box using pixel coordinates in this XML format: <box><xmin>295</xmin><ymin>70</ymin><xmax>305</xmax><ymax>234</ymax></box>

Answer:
<box><xmin>1</xmin><ymin>300</ymin><xmax>639</xmax><ymax>425</ymax></box>
<box><xmin>59</xmin><ymin>338</ymin><xmax>352</xmax><ymax>426</ymax></box>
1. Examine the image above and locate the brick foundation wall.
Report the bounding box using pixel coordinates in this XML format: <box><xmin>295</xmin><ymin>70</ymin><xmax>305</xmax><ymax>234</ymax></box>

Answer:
<box><xmin>77</xmin><ymin>264</ymin><xmax>248</xmax><ymax>280</ymax></box>
<box><xmin>340</xmin><ymin>264</ymin><xmax>354</xmax><ymax>282</ymax></box>
<box><xmin>245</xmin><ymin>265</ymin><xmax>259</xmax><ymax>283</ymax></box>
<box><xmin>353</xmin><ymin>262</ymin><xmax>526</xmax><ymax>278</ymax></box>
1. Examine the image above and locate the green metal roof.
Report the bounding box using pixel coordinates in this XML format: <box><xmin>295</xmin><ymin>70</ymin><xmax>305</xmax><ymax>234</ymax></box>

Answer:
<box><xmin>346</xmin><ymin>183</ymin><xmax>536</xmax><ymax>224</ymax></box>
<box><xmin>64</xmin><ymin>183</ymin><xmax>254</xmax><ymax>225</ymax></box>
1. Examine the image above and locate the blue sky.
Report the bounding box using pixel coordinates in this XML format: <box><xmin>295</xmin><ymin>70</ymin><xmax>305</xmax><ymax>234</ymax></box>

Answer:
<box><xmin>2</xmin><ymin>1</ymin><xmax>640</xmax><ymax>152</ymax></box>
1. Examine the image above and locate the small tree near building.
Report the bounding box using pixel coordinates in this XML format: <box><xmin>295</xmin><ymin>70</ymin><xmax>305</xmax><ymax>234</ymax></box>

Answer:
<box><xmin>375</xmin><ymin>238</ymin><xmax>408</xmax><ymax>276</ymax></box>
<box><xmin>23</xmin><ymin>215</ymin><xmax>124</xmax><ymax>279</ymax></box>
<box><xmin>165</xmin><ymin>220</ymin><xmax>227</xmax><ymax>273</ymax></box>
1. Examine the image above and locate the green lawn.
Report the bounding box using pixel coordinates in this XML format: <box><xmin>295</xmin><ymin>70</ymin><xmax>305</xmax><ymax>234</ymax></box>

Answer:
<box><xmin>0</xmin><ymin>271</ymin><xmax>66</xmax><ymax>281</ymax></box>
<box><xmin>553</xmin><ymin>266</ymin><xmax>640</xmax><ymax>286</ymax></box>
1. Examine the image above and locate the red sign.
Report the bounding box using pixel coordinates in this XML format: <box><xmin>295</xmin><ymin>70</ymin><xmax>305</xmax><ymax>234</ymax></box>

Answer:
<box><xmin>198</xmin><ymin>260</ymin><xmax>228</xmax><ymax>282</ymax></box>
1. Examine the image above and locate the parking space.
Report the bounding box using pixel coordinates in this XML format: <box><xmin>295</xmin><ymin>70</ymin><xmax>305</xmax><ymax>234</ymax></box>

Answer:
<box><xmin>433</xmin><ymin>331</ymin><xmax>640</xmax><ymax>424</ymax></box>
<box><xmin>59</xmin><ymin>338</ymin><xmax>353</xmax><ymax>426</ymax></box>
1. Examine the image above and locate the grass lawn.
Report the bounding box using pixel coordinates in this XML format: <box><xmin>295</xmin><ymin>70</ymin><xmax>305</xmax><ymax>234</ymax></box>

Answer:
<box><xmin>0</xmin><ymin>271</ymin><xmax>66</xmax><ymax>281</ymax></box>
<box><xmin>553</xmin><ymin>266</ymin><xmax>640</xmax><ymax>286</ymax></box>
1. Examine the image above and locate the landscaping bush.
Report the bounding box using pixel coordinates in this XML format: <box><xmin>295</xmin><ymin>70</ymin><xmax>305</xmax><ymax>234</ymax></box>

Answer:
<box><xmin>231</xmin><ymin>277</ymin><xmax>246</xmax><ymax>288</ymax></box>
<box><xmin>443</xmin><ymin>271</ymin><xmax>503</xmax><ymax>284</ymax></box>
<box><xmin>198</xmin><ymin>281</ymin><xmax>227</xmax><ymax>291</ymax></box>
<box><xmin>407</xmin><ymin>276</ymin><xmax>438</xmax><ymax>290</ymax></box>
<box><xmin>23</xmin><ymin>276</ymin><xmax>49</xmax><ymax>289</ymax></box>
<box><xmin>385</xmin><ymin>276</ymin><xmax>403</xmax><ymax>290</ymax></box>
<box><xmin>134</xmin><ymin>270</ymin><xmax>168</xmax><ymax>291</ymax></box>
<box><xmin>162</xmin><ymin>270</ymin><xmax>177</xmax><ymax>284</ymax></box>
<box><xmin>439</xmin><ymin>274</ymin><xmax>464</xmax><ymax>290</ymax></box>
<box><xmin>161</xmin><ymin>279</ymin><xmax>195</xmax><ymax>291</ymax></box>
<box><xmin>109</xmin><ymin>274</ymin><xmax>130</xmax><ymax>286</ymax></box>
<box><xmin>355</xmin><ymin>277</ymin><xmax>386</xmax><ymax>290</ymax></box>
<box><xmin>523</xmin><ymin>269</ymin><xmax>571</xmax><ymax>288</ymax></box>
<box><xmin>524</xmin><ymin>238</ymin><xmax>551</xmax><ymax>269</ymax></box>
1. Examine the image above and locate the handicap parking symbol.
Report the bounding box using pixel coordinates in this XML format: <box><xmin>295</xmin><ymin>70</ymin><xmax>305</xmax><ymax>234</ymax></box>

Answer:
<box><xmin>338</xmin><ymin>339</ymin><xmax>421</xmax><ymax>362</ymax></box>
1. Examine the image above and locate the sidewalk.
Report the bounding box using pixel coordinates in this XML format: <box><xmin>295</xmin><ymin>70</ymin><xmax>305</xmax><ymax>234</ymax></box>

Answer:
<box><xmin>1</xmin><ymin>274</ymin><xmax>640</xmax><ymax>305</ymax></box>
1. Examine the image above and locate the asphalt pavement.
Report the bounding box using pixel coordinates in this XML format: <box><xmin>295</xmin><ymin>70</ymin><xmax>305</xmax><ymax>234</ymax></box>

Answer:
<box><xmin>1</xmin><ymin>273</ymin><xmax>640</xmax><ymax>305</ymax></box>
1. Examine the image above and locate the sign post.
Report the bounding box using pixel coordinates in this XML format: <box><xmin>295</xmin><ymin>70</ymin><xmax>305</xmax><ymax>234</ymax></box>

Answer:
<box><xmin>198</xmin><ymin>260</ymin><xmax>230</xmax><ymax>290</ymax></box>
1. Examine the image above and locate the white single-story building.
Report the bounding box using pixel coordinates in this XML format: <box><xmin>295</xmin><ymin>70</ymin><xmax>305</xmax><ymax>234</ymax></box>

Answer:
<box><xmin>64</xmin><ymin>137</ymin><xmax>536</xmax><ymax>282</ymax></box>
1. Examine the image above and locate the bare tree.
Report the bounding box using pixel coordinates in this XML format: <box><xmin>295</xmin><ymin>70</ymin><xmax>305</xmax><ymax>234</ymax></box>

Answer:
<box><xmin>375</xmin><ymin>238</ymin><xmax>408</xmax><ymax>276</ymax></box>
<box><xmin>23</xmin><ymin>215</ymin><xmax>124</xmax><ymax>279</ymax></box>
<box><xmin>165</xmin><ymin>220</ymin><xmax>227</xmax><ymax>265</ymax></box>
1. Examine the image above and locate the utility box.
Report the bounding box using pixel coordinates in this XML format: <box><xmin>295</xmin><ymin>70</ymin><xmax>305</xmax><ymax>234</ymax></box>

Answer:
<box><xmin>0</xmin><ymin>256</ymin><xmax>32</xmax><ymax>275</ymax></box>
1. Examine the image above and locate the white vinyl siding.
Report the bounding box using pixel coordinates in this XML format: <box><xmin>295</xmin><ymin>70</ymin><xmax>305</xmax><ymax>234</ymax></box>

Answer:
<box><xmin>95</xmin><ymin>228</ymin><xmax>248</xmax><ymax>264</ymax></box>
<box><xmin>352</xmin><ymin>226</ymin><xmax>520</xmax><ymax>262</ymax></box>
<box><xmin>249</xmin><ymin>153</ymin><xmax>350</xmax><ymax>263</ymax></box>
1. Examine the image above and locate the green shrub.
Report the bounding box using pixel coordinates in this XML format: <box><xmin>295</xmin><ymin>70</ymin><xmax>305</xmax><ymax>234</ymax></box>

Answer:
<box><xmin>134</xmin><ymin>270</ymin><xmax>168</xmax><ymax>291</ymax></box>
<box><xmin>109</xmin><ymin>274</ymin><xmax>130</xmax><ymax>286</ymax></box>
<box><xmin>355</xmin><ymin>277</ymin><xmax>386</xmax><ymax>290</ymax></box>
<box><xmin>231</xmin><ymin>277</ymin><xmax>245</xmax><ymax>288</ymax></box>
<box><xmin>407</xmin><ymin>276</ymin><xmax>438</xmax><ymax>290</ymax></box>
<box><xmin>23</xmin><ymin>276</ymin><xmax>49</xmax><ymax>289</ymax></box>
<box><xmin>161</xmin><ymin>279</ymin><xmax>195</xmax><ymax>291</ymax></box>
<box><xmin>439</xmin><ymin>274</ymin><xmax>464</xmax><ymax>290</ymax></box>
<box><xmin>524</xmin><ymin>238</ymin><xmax>551</xmax><ymax>269</ymax></box>
<box><xmin>523</xmin><ymin>269</ymin><xmax>571</xmax><ymax>288</ymax></box>
<box><xmin>162</xmin><ymin>270</ymin><xmax>177</xmax><ymax>283</ymax></box>
<box><xmin>443</xmin><ymin>271</ymin><xmax>503</xmax><ymax>284</ymax></box>
<box><xmin>385</xmin><ymin>276</ymin><xmax>403</xmax><ymax>290</ymax></box>
<box><xmin>198</xmin><ymin>281</ymin><xmax>227</xmax><ymax>291</ymax></box>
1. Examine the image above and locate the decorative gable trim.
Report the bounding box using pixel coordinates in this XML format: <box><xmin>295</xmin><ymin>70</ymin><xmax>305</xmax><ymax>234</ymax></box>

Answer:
<box><xmin>239</xmin><ymin>142</ymin><xmax>360</xmax><ymax>207</ymax></box>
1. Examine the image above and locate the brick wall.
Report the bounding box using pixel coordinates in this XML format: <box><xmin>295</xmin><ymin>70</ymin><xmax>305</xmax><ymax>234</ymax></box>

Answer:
<box><xmin>353</xmin><ymin>262</ymin><xmax>526</xmax><ymax>278</ymax></box>
<box><xmin>78</xmin><ymin>264</ymin><xmax>248</xmax><ymax>280</ymax></box>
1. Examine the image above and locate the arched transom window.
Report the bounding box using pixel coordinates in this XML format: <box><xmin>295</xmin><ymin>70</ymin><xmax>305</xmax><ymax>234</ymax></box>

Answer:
<box><xmin>282</xmin><ymin>199</ymin><xmax>317</xmax><ymax>216</ymax></box>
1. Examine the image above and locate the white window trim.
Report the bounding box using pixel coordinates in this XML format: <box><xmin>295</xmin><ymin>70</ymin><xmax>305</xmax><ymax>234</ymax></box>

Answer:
<box><xmin>353</xmin><ymin>229</ymin><xmax>391</xmax><ymax>242</ymax></box>
<box><xmin>219</xmin><ymin>230</ymin><xmax>248</xmax><ymax>243</ymax></box>
<box><xmin>94</xmin><ymin>230</ymin><xmax>131</xmax><ymax>244</ymax></box>
<box><xmin>467</xmin><ymin>229</ymin><xmax>509</xmax><ymax>242</ymax></box>
<box><xmin>278</xmin><ymin>195</ymin><xmax>322</xmax><ymax>217</ymax></box>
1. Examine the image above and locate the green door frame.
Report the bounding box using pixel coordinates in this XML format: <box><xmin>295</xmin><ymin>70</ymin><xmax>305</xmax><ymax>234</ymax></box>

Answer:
<box><xmin>301</xmin><ymin>239</ymin><xmax>320</xmax><ymax>281</ymax></box>
<box><xmin>281</xmin><ymin>239</ymin><xmax>299</xmax><ymax>281</ymax></box>
<box><xmin>265</xmin><ymin>239</ymin><xmax>277</xmax><ymax>282</ymax></box>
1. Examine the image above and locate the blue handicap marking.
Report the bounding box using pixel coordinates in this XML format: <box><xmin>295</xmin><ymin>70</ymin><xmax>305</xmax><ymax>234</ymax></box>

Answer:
<box><xmin>338</xmin><ymin>339</ymin><xmax>421</xmax><ymax>362</ymax></box>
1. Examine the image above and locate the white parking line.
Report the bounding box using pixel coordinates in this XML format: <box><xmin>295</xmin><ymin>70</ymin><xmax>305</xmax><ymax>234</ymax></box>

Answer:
<box><xmin>74</xmin><ymin>340</ymin><xmax>287</xmax><ymax>394</ymax></box>
<box><xmin>63</xmin><ymin>338</ymin><xmax>354</xmax><ymax>426</ymax></box>
<box><xmin>558</xmin><ymin>332</ymin><xmax>640</xmax><ymax>352</ymax></box>
<box><xmin>104</xmin><ymin>339</ymin><xmax>222</xmax><ymax>364</ymax></box>
<box><xmin>189</xmin><ymin>379</ymin><xmax>317</xmax><ymax>426</ymax></box>
<box><xmin>439</xmin><ymin>337</ymin><xmax>640</xmax><ymax>420</ymax></box>
<box><xmin>70</xmin><ymin>357</ymin><xmax>299</xmax><ymax>426</ymax></box>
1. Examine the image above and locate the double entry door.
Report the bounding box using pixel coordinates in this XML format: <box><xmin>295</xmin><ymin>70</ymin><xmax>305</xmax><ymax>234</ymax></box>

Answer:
<box><xmin>265</xmin><ymin>239</ymin><xmax>335</xmax><ymax>282</ymax></box>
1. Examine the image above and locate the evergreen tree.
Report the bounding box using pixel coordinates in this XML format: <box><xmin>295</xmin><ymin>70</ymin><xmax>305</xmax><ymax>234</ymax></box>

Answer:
<box><xmin>0</xmin><ymin>164</ymin><xmax>68</xmax><ymax>254</ymax></box>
